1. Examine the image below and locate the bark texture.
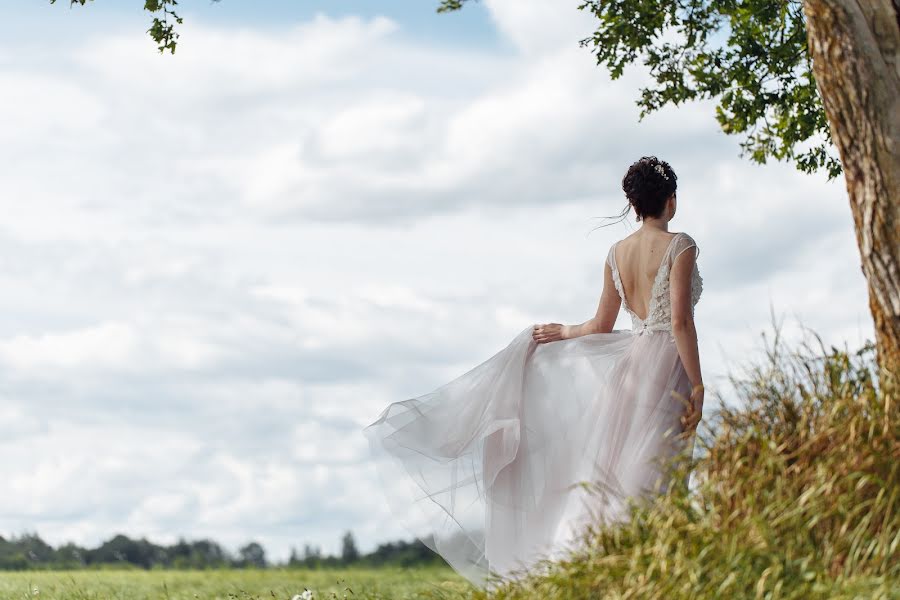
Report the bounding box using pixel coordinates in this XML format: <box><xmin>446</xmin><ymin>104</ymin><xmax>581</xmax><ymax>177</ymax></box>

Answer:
<box><xmin>803</xmin><ymin>0</ymin><xmax>900</xmax><ymax>380</ymax></box>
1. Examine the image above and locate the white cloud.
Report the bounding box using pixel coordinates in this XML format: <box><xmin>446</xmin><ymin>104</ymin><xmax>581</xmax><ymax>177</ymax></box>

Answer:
<box><xmin>483</xmin><ymin>0</ymin><xmax>596</xmax><ymax>55</ymax></box>
<box><xmin>0</xmin><ymin>73</ymin><xmax>105</xmax><ymax>141</ymax></box>
<box><xmin>0</xmin><ymin>322</ymin><xmax>137</xmax><ymax>371</ymax></box>
<box><xmin>73</xmin><ymin>14</ymin><xmax>401</xmax><ymax>92</ymax></box>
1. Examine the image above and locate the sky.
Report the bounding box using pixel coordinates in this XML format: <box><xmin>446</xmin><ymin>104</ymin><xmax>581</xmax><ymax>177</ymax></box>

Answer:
<box><xmin>1</xmin><ymin>0</ymin><xmax>871</xmax><ymax>562</ymax></box>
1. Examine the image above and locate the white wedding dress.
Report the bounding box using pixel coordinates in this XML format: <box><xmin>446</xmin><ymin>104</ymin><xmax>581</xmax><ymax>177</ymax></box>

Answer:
<box><xmin>362</xmin><ymin>232</ymin><xmax>703</xmax><ymax>589</ymax></box>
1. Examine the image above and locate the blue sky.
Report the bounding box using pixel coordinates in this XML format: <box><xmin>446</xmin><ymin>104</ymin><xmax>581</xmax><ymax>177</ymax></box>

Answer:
<box><xmin>23</xmin><ymin>0</ymin><xmax>502</xmax><ymax>48</ymax></box>
<box><xmin>0</xmin><ymin>0</ymin><xmax>868</xmax><ymax>563</ymax></box>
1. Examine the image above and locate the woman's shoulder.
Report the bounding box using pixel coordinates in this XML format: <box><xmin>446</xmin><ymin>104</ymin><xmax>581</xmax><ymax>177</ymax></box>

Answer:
<box><xmin>670</xmin><ymin>231</ymin><xmax>700</xmax><ymax>262</ymax></box>
<box><xmin>673</xmin><ymin>231</ymin><xmax>698</xmax><ymax>247</ymax></box>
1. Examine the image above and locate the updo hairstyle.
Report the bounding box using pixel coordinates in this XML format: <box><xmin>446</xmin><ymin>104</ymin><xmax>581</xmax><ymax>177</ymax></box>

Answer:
<box><xmin>621</xmin><ymin>156</ymin><xmax>677</xmax><ymax>221</ymax></box>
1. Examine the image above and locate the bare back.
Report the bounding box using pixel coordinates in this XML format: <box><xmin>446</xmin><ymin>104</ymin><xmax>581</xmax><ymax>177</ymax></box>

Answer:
<box><xmin>613</xmin><ymin>230</ymin><xmax>679</xmax><ymax>322</ymax></box>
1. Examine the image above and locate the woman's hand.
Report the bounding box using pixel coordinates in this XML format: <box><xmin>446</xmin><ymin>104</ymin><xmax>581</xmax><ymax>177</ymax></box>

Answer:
<box><xmin>680</xmin><ymin>383</ymin><xmax>704</xmax><ymax>434</ymax></box>
<box><xmin>533</xmin><ymin>323</ymin><xmax>568</xmax><ymax>344</ymax></box>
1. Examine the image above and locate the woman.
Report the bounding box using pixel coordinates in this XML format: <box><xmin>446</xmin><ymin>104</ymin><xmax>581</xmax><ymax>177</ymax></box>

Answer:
<box><xmin>362</xmin><ymin>156</ymin><xmax>704</xmax><ymax>590</ymax></box>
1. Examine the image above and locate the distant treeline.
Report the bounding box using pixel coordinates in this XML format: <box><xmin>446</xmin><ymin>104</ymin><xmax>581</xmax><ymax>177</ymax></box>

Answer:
<box><xmin>0</xmin><ymin>530</ymin><xmax>445</xmax><ymax>570</ymax></box>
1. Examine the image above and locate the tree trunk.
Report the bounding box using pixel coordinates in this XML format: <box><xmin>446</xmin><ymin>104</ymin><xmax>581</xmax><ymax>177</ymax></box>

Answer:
<box><xmin>803</xmin><ymin>0</ymin><xmax>900</xmax><ymax>382</ymax></box>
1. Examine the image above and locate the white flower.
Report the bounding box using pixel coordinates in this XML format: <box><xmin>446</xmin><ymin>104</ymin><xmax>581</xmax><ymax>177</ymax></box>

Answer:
<box><xmin>654</xmin><ymin>163</ymin><xmax>668</xmax><ymax>180</ymax></box>
<box><xmin>292</xmin><ymin>590</ymin><xmax>314</xmax><ymax>600</ymax></box>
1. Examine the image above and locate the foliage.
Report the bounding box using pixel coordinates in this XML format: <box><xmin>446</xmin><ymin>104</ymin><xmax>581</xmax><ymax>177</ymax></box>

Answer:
<box><xmin>237</xmin><ymin>542</ymin><xmax>267</xmax><ymax>569</ymax></box>
<box><xmin>0</xmin><ymin>531</ymin><xmax>442</xmax><ymax>571</ymax></box>
<box><xmin>0</xmin><ymin>533</ymin><xmax>239</xmax><ymax>570</ymax></box>
<box><xmin>340</xmin><ymin>531</ymin><xmax>360</xmax><ymax>564</ymax></box>
<box><xmin>442</xmin><ymin>0</ymin><xmax>842</xmax><ymax>181</ymax></box>
<box><xmin>437</xmin><ymin>0</ymin><xmax>474</xmax><ymax>12</ymax></box>
<box><xmin>361</xmin><ymin>539</ymin><xmax>446</xmax><ymax>569</ymax></box>
<box><xmin>49</xmin><ymin>0</ymin><xmax>195</xmax><ymax>54</ymax></box>
<box><xmin>468</xmin><ymin>319</ymin><xmax>898</xmax><ymax>598</ymax></box>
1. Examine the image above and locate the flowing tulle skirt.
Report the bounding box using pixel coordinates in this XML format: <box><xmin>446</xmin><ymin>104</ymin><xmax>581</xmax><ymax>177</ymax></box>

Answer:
<box><xmin>362</xmin><ymin>324</ymin><xmax>695</xmax><ymax>589</ymax></box>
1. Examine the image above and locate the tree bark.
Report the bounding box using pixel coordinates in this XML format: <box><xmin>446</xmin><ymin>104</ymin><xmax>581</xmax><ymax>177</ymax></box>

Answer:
<box><xmin>803</xmin><ymin>0</ymin><xmax>900</xmax><ymax>382</ymax></box>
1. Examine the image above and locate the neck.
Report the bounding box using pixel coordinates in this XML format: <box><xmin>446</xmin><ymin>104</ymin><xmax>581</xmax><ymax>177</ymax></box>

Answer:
<box><xmin>640</xmin><ymin>217</ymin><xmax>669</xmax><ymax>232</ymax></box>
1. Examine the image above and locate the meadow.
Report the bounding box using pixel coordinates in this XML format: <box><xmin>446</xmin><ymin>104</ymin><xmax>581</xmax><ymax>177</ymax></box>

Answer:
<box><xmin>0</xmin><ymin>567</ymin><xmax>473</xmax><ymax>600</ymax></box>
<box><xmin>1</xmin><ymin>322</ymin><xmax>895</xmax><ymax>600</ymax></box>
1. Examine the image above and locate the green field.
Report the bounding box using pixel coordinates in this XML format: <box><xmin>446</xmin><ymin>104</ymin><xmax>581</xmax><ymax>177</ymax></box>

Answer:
<box><xmin>0</xmin><ymin>568</ymin><xmax>475</xmax><ymax>600</ymax></box>
<box><xmin>0</xmin><ymin>566</ymin><xmax>895</xmax><ymax>600</ymax></box>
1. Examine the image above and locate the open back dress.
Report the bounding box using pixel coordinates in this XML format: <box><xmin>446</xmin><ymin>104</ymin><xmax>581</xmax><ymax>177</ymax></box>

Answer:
<box><xmin>362</xmin><ymin>231</ymin><xmax>704</xmax><ymax>589</ymax></box>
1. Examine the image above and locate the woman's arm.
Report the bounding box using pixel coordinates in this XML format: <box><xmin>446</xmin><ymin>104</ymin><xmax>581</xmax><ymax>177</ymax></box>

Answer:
<box><xmin>566</xmin><ymin>260</ymin><xmax>621</xmax><ymax>338</ymax></box>
<box><xmin>533</xmin><ymin>261</ymin><xmax>621</xmax><ymax>344</ymax></box>
<box><xmin>670</xmin><ymin>247</ymin><xmax>703</xmax><ymax>388</ymax></box>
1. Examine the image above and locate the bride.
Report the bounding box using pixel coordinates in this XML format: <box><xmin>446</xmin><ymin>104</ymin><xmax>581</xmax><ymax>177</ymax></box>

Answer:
<box><xmin>362</xmin><ymin>156</ymin><xmax>705</xmax><ymax>589</ymax></box>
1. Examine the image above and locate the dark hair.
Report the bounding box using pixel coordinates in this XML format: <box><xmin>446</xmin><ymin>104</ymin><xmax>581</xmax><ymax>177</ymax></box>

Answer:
<box><xmin>622</xmin><ymin>156</ymin><xmax>677</xmax><ymax>221</ymax></box>
<box><xmin>587</xmin><ymin>156</ymin><xmax>678</xmax><ymax>234</ymax></box>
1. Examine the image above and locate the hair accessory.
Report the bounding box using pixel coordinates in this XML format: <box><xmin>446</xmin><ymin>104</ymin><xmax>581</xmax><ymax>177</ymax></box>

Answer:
<box><xmin>654</xmin><ymin>163</ymin><xmax>669</xmax><ymax>180</ymax></box>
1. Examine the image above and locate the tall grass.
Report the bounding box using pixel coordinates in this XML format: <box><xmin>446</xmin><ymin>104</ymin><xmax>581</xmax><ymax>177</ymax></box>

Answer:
<box><xmin>475</xmin><ymin>321</ymin><xmax>899</xmax><ymax>599</ymax></box>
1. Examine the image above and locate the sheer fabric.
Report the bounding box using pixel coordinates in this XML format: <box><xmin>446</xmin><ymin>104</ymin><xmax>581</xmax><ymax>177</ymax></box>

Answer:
<box><xmin>362</xmin><ymin>231</ymin><xmax>703</xmax><ymax>589</ymax></box>
<box><xmin>611</xmin><ymin>232</ymin><xmax>703</xmax><ymax>339</ymax></box>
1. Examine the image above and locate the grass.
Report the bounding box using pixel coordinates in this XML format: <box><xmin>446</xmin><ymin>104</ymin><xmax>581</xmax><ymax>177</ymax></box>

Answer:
<box><xmin>469</xmin><ymin>319</ymin><xmax>899</xmax><ymax>599</ymax></box>
<box><xmin>2</xmin><ymin>321</ymin><xmax>896</xmax><ymax>599</ymax></box>
<box><xmin>0</xmin><ymin>567</ymin><xmax>473</xmax><ymax>600</ymax></box>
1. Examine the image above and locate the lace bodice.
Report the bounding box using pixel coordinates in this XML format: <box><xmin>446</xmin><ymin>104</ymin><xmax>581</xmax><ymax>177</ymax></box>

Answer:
<box><xmin>607</xmin><ymin>232</ymin><xmax>703</xmax><ymax>341</ymax></box>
